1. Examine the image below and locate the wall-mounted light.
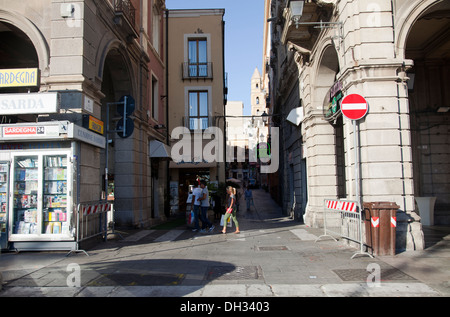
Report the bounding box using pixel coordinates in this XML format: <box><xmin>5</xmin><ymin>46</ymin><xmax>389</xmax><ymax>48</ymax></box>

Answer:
<box><xmin>287</xmin><ymin>0</ymin><xmax>343</xmax><ymax>41</ymax></box>
<box><xmin>288</xmin><ymin>0</ymin><xmax>305</xmax><ymax>27</ymax></box>
<box><xmin>407</xmin><ymin>72</ymin><xmax>415</xmax><ymax>91</ymax></box>
<box><xmin>261</xmin><ymin>111</ymin><xmax>269</xmax><ymax>124</ymax></box>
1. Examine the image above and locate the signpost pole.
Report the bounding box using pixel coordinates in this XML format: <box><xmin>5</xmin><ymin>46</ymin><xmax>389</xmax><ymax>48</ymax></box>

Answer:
<box><xmin>341</xmin><ymin>93</ymin><xmax>369</xmax><ymax>257</ymax></box>
<box><xmin>353</xmin><ymin>119</ymin><xmax>360</xmax><ymax>206</ymax></box>
<box><xmin>122</xmin><ymin>96</ymin><xmax>127</xmax><ymax>138</ymax></box>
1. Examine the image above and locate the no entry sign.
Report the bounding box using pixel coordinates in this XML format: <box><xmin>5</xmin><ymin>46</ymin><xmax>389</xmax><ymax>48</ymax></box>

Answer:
<box><xmin>341</xmin><ymin>94</ymin><xmax>368</xmax><ymax>120</ymax></box>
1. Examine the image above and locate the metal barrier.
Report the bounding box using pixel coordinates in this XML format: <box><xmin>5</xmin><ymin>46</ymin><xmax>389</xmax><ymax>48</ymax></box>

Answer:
<box><xmin>316</xmin><ymin>199</ymin><xmax>372</xmax><ymax>259</ymax></box>
<box><xmin>67</xmin><ymin>200</ymin><xmax>112</xmax><ymax>256</ymax></box>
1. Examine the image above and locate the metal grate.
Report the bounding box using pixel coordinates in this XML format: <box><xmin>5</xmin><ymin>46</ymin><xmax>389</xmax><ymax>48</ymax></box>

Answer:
<box><xmin>205</xmin><ymin>266</ymin><xmax>263</xmax><ymax>281</ymax></box>
<box><xmin>88</xmin><ymin>272</ymin><xmax>185</xmax><ymax>286</ymax></box>
<box><xmin>332</xmin><ymin>268</ymin><xmax>416</xmax><ymax>282</ymax></box>
<box><xmin>257</xmin><ymin>246</ymin><xmax>289</xmax><ymax>251</ymax></box>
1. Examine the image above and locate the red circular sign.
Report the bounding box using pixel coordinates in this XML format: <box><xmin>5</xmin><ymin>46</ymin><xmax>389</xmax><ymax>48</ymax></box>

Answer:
<box><xmin>341</xmin><ymin>94</ymin><xmax>368</xmax><ymax>120</ymax></box>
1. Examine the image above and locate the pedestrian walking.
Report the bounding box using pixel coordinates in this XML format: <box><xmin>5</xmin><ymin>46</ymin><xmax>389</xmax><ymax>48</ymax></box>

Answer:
<box><xmin>222</xmin><ymin>186</ymin><xmax>240</xmax><ymax>234</ymax></box>
<box><xmin>191</xmin><ymin>184</ymin><xmax>202</xmax><ymax>232</ymax></box>
<box><xmin>198</xmin><ymin>180</ymin><xmax>214</xmax><ymax>233</ymax></box>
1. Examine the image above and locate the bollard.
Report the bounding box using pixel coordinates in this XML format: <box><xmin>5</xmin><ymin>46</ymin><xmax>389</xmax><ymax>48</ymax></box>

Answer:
<box><xmin>364</xmin><ymin>202</ymin><xmax>399</xmax><ymax>256</ymax></box>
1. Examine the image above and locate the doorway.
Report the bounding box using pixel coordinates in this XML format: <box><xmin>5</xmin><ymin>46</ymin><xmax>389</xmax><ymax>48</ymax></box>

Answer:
<box><xmin>405</xmin><ymin>1</ymin><xmax>450</xmax><ymax>224</ymax></box>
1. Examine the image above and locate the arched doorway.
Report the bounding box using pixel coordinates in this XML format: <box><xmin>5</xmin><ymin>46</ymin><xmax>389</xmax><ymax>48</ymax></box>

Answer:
<box><xmin>315</xmin><ymin>44</ymin><xmax>346</xmax><ymax>199</ymax></box>
<box><xmin>0</xmin><ymin>21</ymin><xmax>40</xmax><ymax>128</ymax></box>
<box><xmin>304</xmin><ymin>43</ymin><xmax>345</xmax><ymax>226</ymax></box>
<box><xmin>100</xmin><ymin>47</ymin><xmax>137</xmax><ymax>226</ymax></box>
<box><xmin>405</xmin><ymin>1</ymin><xmax>450</xmax><ymax>225</ymax></box>
<box><xmin>0</xmin><ymin>21</ymin><xmax>39</xmax><ymax>95</ymax></box>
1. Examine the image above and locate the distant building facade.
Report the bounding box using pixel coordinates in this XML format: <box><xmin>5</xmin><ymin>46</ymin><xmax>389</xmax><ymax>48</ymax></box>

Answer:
<box><xmin>167</xmin><ymin>9</ymin><xmax>226</xmax><ymax>212</ymax></box>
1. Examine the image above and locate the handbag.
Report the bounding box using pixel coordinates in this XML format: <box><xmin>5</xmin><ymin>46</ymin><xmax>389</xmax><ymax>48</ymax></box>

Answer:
<box><xmin>220</xmin><ymin>214</ymin><xmax>232</xmax><ymax>227</ymax></box>
<box><xmin>189</xmin><ymin>210</ymin><xmax>194</xmax><ymax>225</ymax></box>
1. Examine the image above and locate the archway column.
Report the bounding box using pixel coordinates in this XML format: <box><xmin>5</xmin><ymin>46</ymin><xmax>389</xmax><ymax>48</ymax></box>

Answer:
<box><xmin>342</xmin><ymin>60</ymin><xmax>423</xmax><ymax>250</ymax></box>
<box><xmin>340</xmin><ymin>59</ymin><xmax>414</xmax><ymax>209</ymax></box>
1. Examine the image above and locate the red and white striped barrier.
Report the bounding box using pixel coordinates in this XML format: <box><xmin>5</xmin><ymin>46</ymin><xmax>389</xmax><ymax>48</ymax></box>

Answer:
<box><xmin>318</xmin><ymin>199</ymin><xmax>372</xmax><ymax>259</ymax></box>
<box><xmin>326</xmin><ymin>200</ymin><xmax>357</xmax><ymax>213</ymax></box>
<box><xmin>81</xmin><ymin>202</ymin><xmax>112</xmax><ymax>216</ymax></box>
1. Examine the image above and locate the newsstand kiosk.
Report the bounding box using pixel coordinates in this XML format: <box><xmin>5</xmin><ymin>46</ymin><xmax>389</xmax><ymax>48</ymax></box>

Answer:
<box><xmin>0</xmin><ymin>120</ymin><xmax>105</xmax><ymax>251</ymax></box>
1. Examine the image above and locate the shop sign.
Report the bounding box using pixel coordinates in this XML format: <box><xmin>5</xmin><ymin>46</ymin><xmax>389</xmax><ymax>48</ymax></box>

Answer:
<box><xmin>0</xmin><ymin>92</ymin><xmax>59</xmax><ymax>115</ymax></box>
<box><xmin>69</xmin><ymin>123</ymin><xmax>105</xmax><ymax>149</ymax></box>
<box><xmin>89</xmin><ymin>116</ymin><xmax>104</xmax><ymax>134</ymax></box>
<box><xmin>0</xmin><ymin>68</ymin><xmax>39</xmax><ymax>88</ymax></box>
<box><xmin>83</xmin><ymin>115</ymin><xmax>104</xmax><ymax>135</ymax></box>
<box><xmin>1</xmin><ymin>122</ymin><xmax>68</xmax><ymax>139</ymax></box>
<box><xmin>323</xmin><ymin>80</ymin><xmax>343</xmax><ymax>121</ymax></box>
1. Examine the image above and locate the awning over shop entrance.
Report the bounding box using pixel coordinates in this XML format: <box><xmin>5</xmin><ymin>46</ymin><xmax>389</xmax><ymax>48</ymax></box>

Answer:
<box><xmin>149</xmin><ymin>140</ymin><xmax>171</xmax><ymax>158</ymax></box>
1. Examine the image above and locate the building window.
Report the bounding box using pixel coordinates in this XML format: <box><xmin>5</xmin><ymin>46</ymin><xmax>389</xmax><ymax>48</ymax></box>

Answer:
<box><xmin>188</xmin><ymin>91</ymin><xmax>208</xmax><ymax>130</ymax></box>
<box><xmin>152</xmin><ymin>76</ymin><xmax>158</xmax><ymax>120</ymax></box>
<box><xmin>188</xmin><ymin>38</ymin><xmax>208</xmax><ymax>77</ymax></box>
<box><xmin>152</xmin><ymin>1</ymin><xmax>161</xmax><ymax>54</ymax></box>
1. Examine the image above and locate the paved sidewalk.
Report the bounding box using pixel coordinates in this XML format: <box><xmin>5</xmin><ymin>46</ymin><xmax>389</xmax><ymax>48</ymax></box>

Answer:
<box><xmin>0</xmin><ymin>189</ymin><xmax>449</xmax><ymax>297</ymax></box>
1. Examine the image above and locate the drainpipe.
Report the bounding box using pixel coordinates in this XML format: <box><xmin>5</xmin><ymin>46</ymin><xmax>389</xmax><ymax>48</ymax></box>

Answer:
<box><xmin>165</xmin><ymin>8</ymin><xmax>170</xmax><ymax>218</ymax></box>
<box><xmin>222</xmin><ymin>18</ymin><xmax>227</xmax><ymax>181</ymax></box>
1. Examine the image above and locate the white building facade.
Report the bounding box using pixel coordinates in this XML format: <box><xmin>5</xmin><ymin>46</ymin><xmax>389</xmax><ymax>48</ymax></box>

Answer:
<box><xmin>268</xmin><ymin>0</ymin><xmax>450</xmax><ymax>251</ymax></box>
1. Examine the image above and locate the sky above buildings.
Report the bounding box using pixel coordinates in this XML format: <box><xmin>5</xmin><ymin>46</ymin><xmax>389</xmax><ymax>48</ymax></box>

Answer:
<box><xmin>165</xmin><ymin>0</ymin><xmax>265</xmax><ymax>116</ymax></box>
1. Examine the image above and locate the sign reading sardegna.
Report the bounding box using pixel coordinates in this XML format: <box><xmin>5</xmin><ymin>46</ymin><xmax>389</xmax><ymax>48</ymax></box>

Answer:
<box><xmin>0</xmin><ymin>68</ymin><xmax>39</xmax><ymax>88</ymax></box>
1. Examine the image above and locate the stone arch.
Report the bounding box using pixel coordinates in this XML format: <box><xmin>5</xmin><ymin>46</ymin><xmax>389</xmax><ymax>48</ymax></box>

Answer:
<box><xmin>312</xmin><ymin>42</ymin><xmax>340</xmax><ymax>111</ymax></box>
<box><xmin>395</xmin><ymin>0</ymin><xmax>443</xmax><ymax>61</ymax></box>
<box><xmin>303</xmin><ymin>41</ymin><xmax>345</xmax><ymax>226</ymax></box>
<box><xmin>0</xmin><ymin>10</ymin><xmax>50</xmax><ymax>72</ymax></box>
<box><xmin>97</xmin><ymin>39</ymin><xmax>136</xmax><ymax>100</ymax></box>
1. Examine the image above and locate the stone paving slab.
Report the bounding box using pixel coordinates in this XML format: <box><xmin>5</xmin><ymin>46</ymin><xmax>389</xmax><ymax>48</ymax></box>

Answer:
<box><xmin>1</xmin><ymin>189</ymin><xmax>449</xmax><ymax>298</ymax></box>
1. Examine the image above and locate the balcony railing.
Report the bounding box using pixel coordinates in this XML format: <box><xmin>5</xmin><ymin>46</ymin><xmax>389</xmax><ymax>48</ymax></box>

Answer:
<box><xmin>183</xmin><ymin>116</ymin><xmax>210</xmax><ymax>131</ymax></box>
<box><xmin>182</xmin><ymin>62</ymin><xmax>213</xmax><ymax>80</ymax></box>
<box><xmin>114</xmin><ymin>0</ymin><xmax>137</xmax><ymax>36</ymax></box>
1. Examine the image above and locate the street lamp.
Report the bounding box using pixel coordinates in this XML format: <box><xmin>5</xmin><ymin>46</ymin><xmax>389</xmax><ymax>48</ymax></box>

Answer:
<box><xmin>261</xmin><ymin>111</ymin><xmax>268</xmax><ymax>124</ymax></box>
<box><xmin>287</xmin><ymin>0</ymin><xmax>343</xmax><ymax>40</ymax></box>
<box><xmin>288</xmin><ymin>0</ymin><xmax>305</xmax><ymax>28</ymax></box>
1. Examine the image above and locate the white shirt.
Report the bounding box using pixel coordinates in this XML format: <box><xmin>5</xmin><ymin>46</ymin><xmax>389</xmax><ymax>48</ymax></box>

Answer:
<box><xmin>192</xmin><ymin>187</ymin><xmax>202</xmax><ymax>206</ymax></box>
<box><xmin>200</xmin><ymin>187</ymin><xmax>209</xmax><ymax>207</ymax></box>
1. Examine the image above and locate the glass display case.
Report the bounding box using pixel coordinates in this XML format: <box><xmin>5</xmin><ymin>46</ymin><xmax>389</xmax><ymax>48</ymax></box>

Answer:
<box><xmin>10</xmin><ymin>152</ymin><xmax>72</xmax><ymax>241</ymax></box>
